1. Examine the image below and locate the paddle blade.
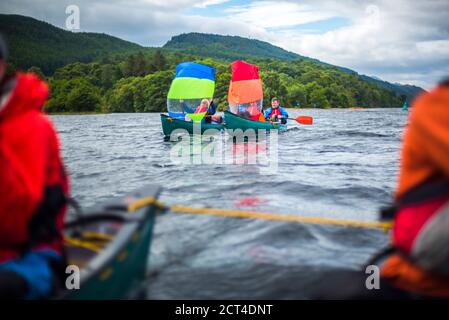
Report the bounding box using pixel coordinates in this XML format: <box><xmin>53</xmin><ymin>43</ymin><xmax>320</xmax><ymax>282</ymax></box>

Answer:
<box><xmin>295</xmin><ymin>116</ymin><xmax>313</xmax><ymax>125</ymax></box>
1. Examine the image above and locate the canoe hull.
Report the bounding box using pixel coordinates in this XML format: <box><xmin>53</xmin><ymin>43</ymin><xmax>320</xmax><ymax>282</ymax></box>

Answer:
<box><xmin>61</xmin><ymin>185</ymin><xmax>161</xmax><ymax>300</ymax></box>
<box><xmin>223</xmin><ymin>111</ymin><xmax>287</xmax><ymax>132</ymax></box>
<box><xmin>161</xmin><ymin>114</ymin><xmax>224</xmax><ymax>137</ymax></box>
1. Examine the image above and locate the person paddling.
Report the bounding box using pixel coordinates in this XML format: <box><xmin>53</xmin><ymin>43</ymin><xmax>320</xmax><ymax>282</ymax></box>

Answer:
<box><xmin>264</xmin><ymin>97</ymin><xmax>288</xmax><ymax>124</ymax></box>
<box><xmin>247</xmin><ymin>101</ymin><xmax>263</xmax><ymax>121</ymax></box>
<box><xmin>0</xmin><ymin>35</ymin><xmax>70</xmax><ymax>299</ymax></box>
<box><xmin>378</xmin><ymin>78</ymin><xmax>449</xmax><ymax>299</ymax></box>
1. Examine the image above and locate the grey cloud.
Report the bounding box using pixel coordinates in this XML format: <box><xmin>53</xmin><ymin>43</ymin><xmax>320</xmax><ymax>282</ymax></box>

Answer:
<box><xmin>0</xmin><ymin>0</ymin><xmax>448</xmax><ymax>88</ymax></box>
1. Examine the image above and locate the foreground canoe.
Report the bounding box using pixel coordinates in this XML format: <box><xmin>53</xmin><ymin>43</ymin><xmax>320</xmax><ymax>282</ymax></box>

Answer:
<box><xmin>59</xmin><ymin>185</ymin><xmax>162</xmax><ymax>299</ymax></box>
<box><xmin>161</xmin><ymin>113</ymin><xmax>224</xmax><ymax>137</ymax></box>
<box><xmin>223</xmin><ymin>111</ymin><xmax>287</xmax><ymax>132</ymax></box>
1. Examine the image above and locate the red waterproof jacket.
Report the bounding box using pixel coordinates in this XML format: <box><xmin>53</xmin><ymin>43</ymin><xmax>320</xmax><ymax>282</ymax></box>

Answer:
<box><xmin>0</xmin><ymin>73</ymin><xmax>69</xmax><ymax>263</ymax></box>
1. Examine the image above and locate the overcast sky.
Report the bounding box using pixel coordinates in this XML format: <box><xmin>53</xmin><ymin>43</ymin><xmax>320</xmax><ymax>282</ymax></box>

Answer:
<box><xmin>1</xmin><ymin>0</ymin><xmax>448</xmax><ymax>89</ymax></box>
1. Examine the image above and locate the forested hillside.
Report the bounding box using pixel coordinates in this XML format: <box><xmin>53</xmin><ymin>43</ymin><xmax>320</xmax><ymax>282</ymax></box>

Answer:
<box><xmin>0</xmin><ymin>15</ymin><xmax>418</xmax><ymax>112</ymax></box>
<box><xmin>164</xmin><ymin>33</ymin><xmax>300</xmax><ymax>61</ymax></box>
<box><xmin>0</xmin><ymin>14</ymin><xmax>142</xmax><ymax>74</ymax></box>
<box><xmin>43</xmin><ymin>51</ymin><xmax>403</xmax><ymax>113</ymax></box>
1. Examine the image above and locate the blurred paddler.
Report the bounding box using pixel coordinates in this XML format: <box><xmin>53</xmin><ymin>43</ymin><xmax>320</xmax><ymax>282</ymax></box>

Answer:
<box><xmin>0</xmin><ymin>35</ymin><xmax>70</xmax><ymax>299</ymax></box>
<box><xmin>312</xmin><ymin>79</ymin><xmax>449</xmax><ymax>299</ymax></box>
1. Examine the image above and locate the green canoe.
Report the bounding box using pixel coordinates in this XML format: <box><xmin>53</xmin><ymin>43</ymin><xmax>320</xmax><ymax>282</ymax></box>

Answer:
<box><xmin>59</xmin><ymin>185</ymin><xmax>162</xmax><ymax>299</ymax></box>
<box><xmin>161</xmin><ymin>114</ymin><xmax>224</xmax><ymax>138</ymax></box>
<box><xmin>223</xmin><ymin>111</ymin><xmax>287</xmax><ymax>132</ymax></box>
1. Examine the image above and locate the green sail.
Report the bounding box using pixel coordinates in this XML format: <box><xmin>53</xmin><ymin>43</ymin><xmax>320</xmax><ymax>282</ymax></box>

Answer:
<box><xmin>167</xmin><ymin>77</ymin><xmax>215</xmax><ymax>100</ymax></box>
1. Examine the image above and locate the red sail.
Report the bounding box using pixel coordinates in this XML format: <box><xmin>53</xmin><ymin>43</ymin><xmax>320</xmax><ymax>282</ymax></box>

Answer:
<box><xmin>228</xmin><ymin>60</ymin><xmax>263</xmax><ymax>105</ymax></box>
<box><xmin>231</xmin><ymin>60</ymin><xmax>261</xmax><ymax>81</ymax></box>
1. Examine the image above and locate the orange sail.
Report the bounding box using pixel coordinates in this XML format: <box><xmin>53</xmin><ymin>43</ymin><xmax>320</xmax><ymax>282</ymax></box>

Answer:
<box><xmin>228</xmin><ymin>60</ymin><xmax>263</xmax><ymax>105</ymax></box>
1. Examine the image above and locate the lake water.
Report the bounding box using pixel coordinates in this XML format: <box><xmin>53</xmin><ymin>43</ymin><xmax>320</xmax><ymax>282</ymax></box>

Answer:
<box><xmin>52</xmin><ymin>108</ymin><xmax>408</xmax><ymax>299</ymax></box>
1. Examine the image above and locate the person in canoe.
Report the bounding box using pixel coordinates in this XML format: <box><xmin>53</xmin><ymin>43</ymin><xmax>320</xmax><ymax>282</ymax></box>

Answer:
<box><xmin>183</xmin><ymin>98</ymin><xmax>222</xmax><ymax>124</ymax></box>
<box><xmin>0</xmin><ymin>36</ymin><xmax>70</xmax><ymax>299</ymax></box>
<box><xmin>237</xmin><ymin>101</ymin><xmax>264</xmax><ymax>121</ymax></box>
<box><xmin>312</xmin><ymin>79</ymin><xmax>449</xmax><ymax>300</ymax></box>
<box><xmin>264</xmin><ymin>97</ymin><xmax>288</xmax><ymax>124</ymax></box>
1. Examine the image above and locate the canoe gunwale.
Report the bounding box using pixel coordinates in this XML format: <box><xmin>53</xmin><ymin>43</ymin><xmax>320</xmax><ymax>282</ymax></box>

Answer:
<box><xmin>223</xmin><ymin>110</ymin><xmax>287</xmax><ymax>131</ymax></box>
<box><xmin>160</xmin><ymin>113</ymin><xmax>225</xmax><ymax>137</ymax></box>
<box><xmin>57</xmin><ymin>185</ymin><xmax>161</xmax><ymax>299</ymax></box>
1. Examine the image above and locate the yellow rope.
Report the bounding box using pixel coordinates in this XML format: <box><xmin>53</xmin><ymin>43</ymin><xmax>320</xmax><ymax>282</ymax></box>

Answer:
<box><xmin>64</xmin><ymin>237</ymin><xmax>103</xmax><ymax>253</ymax></box>
<box><xmin>126</xmin><ymin>196</ymin><xmax>390</xmax><ymax>231</ymax></box>
<box><xmin>82</xmin><ymin>231</ymin><xmax>114</xmax><ymax>242</ymax></box>
<box><xmin>67</xmin><ymin>196</ymin><xmax>391</xmax><ymax>255</ymax></box>
<box><xmin>170</xmin><ymin>205</ymin><xmax>392</xmax><ymax>231</ymax></box>
<box><xmin>127</xmin><ymin>195</ymin><xmax>392</xmax><ymax>230</ymax></box>
<box><xmin>127</xmin><ymin>197</ymin><xmax>165</xmax><ymax>212</ymax></box>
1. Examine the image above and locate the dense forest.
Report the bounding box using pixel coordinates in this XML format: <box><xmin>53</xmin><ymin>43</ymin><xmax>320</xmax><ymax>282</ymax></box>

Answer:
<box><xmin>0</xmin><ymin>14</ymin><xmax>419</xmax><ymax>113</ymax></box>
<box><xmin>164</xmin><ymin>32</ymin><xmax>300</xmax><ymax>61</ymax></box>
<box><xmin>0</xmin><ymin>14</ymin><xmax>142</xmax><ymax>74</ymax></box>
<box><xmin>42</xmin><ymin>50</ymin><xmax>403</xmax><ymax>113</ymax></box>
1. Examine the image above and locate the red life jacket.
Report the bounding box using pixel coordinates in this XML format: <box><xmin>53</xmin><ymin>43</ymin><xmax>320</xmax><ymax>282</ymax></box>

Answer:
<box><xmin>380</xmin><ymin>181</ymin><xmax>449</xmax><ymax>298</ymax></box>
<box><xmin>269</xmin><ymin>108</ymin><xmax>281</xmax><ymax>117</ymax></box>
<box><xmin>194</xmin><ymin>104</ymin><xmax>208</xmax><ymax>114</ymax></box>
<box><xmin>0</xmin><ymin>73</ymin><xmax>69</xmax><ymax>263</ymax></box>
<box><xmin>390</xmin><ymin>181</ymin><xmax>449</xmax><ymax>276</ymax></box>
<box><xmin>247</xmin><ymin>105</ymin><xmax>261</xmax><ymax>121</ymax></box>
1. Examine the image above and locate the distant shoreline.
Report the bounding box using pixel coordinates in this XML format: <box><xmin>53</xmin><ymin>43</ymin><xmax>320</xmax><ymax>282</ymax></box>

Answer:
<box><xmin>47</xmin><ymin>111</ymin><xmax>107</xmax><ymax>115</ymax></box>
<box><xmin>46</xmin><ymin>107</ymin><xmax>403</xmax><ymax>116</ymax></box>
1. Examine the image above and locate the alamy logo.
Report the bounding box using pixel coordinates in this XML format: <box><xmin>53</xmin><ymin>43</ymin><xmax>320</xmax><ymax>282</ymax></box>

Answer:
<box><xmin>65</xmin><ymin>5</ymin><xmax>80</xmax><ymax>31</ymax></box>
<box><xmin>65</xmin><ymin>265</ymin><xmax>80</xmax><ymax>290</ymax></box>
<box><xmin>168</xmin><ymin>127</ymin><xmax>279</xmax><ymax>175</ymax></box>
<box><xmin>365</xmin><ymin>265</ymin><xmax>380</xmax><ymax>290</ymax></box>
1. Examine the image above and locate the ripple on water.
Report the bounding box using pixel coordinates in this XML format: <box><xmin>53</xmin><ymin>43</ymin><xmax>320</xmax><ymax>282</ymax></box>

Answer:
<box><xmin>51</xmin><ymin>109</ymin><xmax>405</xmax><ymax>299</ymax></box>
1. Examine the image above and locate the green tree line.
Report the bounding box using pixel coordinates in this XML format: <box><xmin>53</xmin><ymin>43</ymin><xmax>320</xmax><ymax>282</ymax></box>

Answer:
<box><xmin>41</xmin><ymin>50</ymin><xmax>402</xmax><ymax>113</ymax></box>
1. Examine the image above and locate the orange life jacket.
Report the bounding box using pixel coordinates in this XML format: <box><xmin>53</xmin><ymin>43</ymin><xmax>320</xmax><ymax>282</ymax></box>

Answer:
<box><xmin>381</xmin><ymin>82</ymin><xmax>449</xmax><ymax>298</ymax></box>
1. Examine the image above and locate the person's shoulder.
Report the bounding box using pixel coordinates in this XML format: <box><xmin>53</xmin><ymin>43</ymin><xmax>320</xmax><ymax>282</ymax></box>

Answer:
<box><xmin>25</xmin><ymin>110</ymin><xmax>56</xmax><ymax>131</ymax></box>
<box><xmin>410</xmin><ymin>82</ymin><xmax>449</xmax><ymax>124</ymax></box>
<box><xmin>415</xmin><ymin>83</ymin><xmax>449</xmax><ymax>109</ymax></box>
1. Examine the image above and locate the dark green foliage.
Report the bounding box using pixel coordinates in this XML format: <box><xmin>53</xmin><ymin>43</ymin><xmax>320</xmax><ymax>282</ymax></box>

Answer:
<box><xmin>165</xmin><ymin>33</ymin><xmax>424</xmax><ymax>103</ymax></box>
<box><xmin>0</xmin><ymin>14</ymin><xmax>142</xmax><ymax>75</ymax></box>
<box><xmin>105</xmin><ymin>70</ymin><xmax>173</xmax><ymax>113</ymax></box>
<box><xmin>44</xmin><ymin>51</ymin><xmax>403</xmax><ymax>113</ymax></box>
<box><xmin>2</xmin><ymin>15</ymin><xmax>414</xmax><ymax>112</ymax></box>
<box><xmin>66</xmin><ymin>84</ymin><xmax>101</xmax><ymax>112</ymax></box>
<box><xmin>45</xmin><ymin>78</ymin><xmax>100</xmax><ymax>112</ymax></box>
<box><xmin>150</xmin><ymin>50</ymin><xmax>167</xmax><ymax>72</ymax></box>
<box><xmin>164</xmin><ymin>33</ymin><xmax>299</xmax><ymax>61</ymax></box>
<box><xmin>123</xmin><ymin>52</ymin><xmax>152</xmax><ymax>77</ymax></box>
<box><xmin>360</xmin><ymin>75</ymin><xmax>425</xmax><ymax>104</ymax></box>
<box><xmin>260</xmin><ymin>71</ymin><xmax>288</xmax><ymax>106</ymax></box>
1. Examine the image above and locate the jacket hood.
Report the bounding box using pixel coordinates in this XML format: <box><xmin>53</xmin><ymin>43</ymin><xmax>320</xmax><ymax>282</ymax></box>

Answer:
<box><xmin>0</xmin><ymin>72</ymin><xmax>49</xmax><ymax>121</ymax></box>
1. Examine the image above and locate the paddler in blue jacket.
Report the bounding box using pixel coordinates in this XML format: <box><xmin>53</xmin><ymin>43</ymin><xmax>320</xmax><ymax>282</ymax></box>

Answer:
<box><xmin>264</xmin><ymin>97</ymin><xmax>288</xmax><ymax>124</ymax></box>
